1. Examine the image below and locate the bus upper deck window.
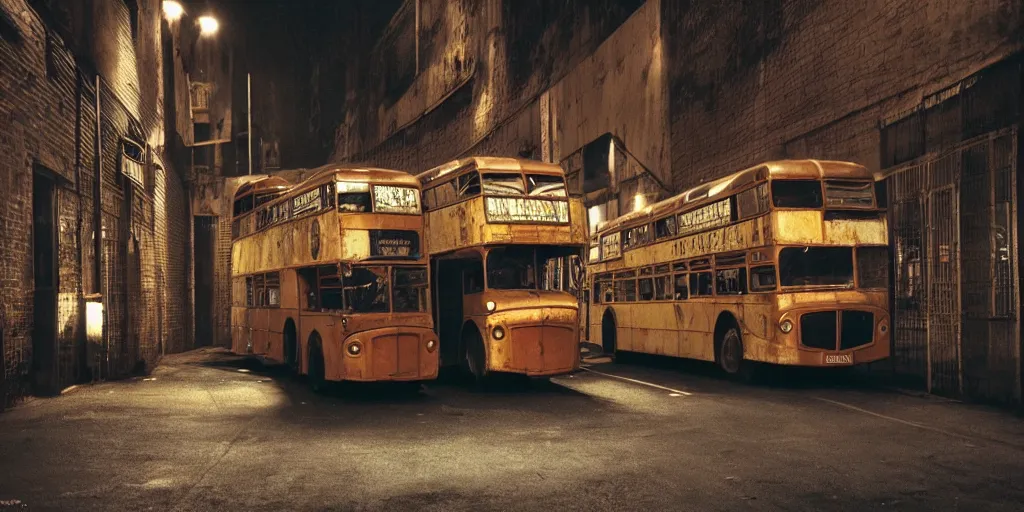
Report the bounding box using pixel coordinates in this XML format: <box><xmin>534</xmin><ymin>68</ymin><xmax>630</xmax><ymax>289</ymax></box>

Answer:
<box><xmin>338</xmin><ymin>183</ymin><xmax>371</xmax><ymax>213</ymax></box>
<box><xmin>482</xmin><ymin>173</ymin><xmax>525</xmax><ymax>195</ymax></box>
<box><xmin>527</xmin><ymin>174</ymin><xmax>567</xmax><ymax>197</ymax></box>
<box><xmin>771</xmin><ymin>180</ymin><xmax>822</xmax><ymax>208</ymax></box>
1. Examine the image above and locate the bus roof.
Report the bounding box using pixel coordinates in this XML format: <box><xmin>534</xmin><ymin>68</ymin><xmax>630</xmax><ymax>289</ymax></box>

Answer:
<box><xmin>301</xmin><ymin>163</ymin><xmax>421</xmax><ymax>188</ymax></box>
<box><xmin>595</xmin><ymin>159</ymin><xmax>871</xmax><ymax>234</ymax></box>
<box><xmin>233</xmin><ymin>176</ymin><xmax>292</xmax><ymax>202</ymax></box>
<box><xmin>416</xmin><ymin>156</ymin><xmax>565</xmax><ymax>186</ymax></box>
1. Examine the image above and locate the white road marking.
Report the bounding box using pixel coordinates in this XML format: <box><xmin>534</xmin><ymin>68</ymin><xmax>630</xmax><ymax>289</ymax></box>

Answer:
<box><xmin>580</xmin><ymin>367</ymin><xmax>693</xmax><ymax>396</ymax></box>
<box><xmin>812</xmin><ymin>396</ymin><xmax>976</xmax><ymax>442</ymax></box>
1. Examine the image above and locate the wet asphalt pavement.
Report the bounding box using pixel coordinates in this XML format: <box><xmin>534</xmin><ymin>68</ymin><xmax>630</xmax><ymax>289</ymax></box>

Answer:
<box><xmin>0</xmin><ymin>348</ymin><xmax>1022</xmax><ymax>511</ymax></box>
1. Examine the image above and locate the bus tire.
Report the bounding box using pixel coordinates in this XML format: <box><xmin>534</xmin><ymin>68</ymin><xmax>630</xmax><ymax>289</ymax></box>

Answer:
<box><xmin>460</xmin><ymin>325</ymin><xmax>487</xmax><ymax>386</ymax></box>
<box><xmin>307</xmin><ymin>331</ymin><xmax>327</xmax><ymax>393</ymax></box>
<box><xmin>283</xmin><ymin>319</ymin><xmax>298</xmax><ymax>374</ymax></box>
<box><xmin>601</xmin><ymin>309</ymin><xmax>617</xmax><ymax>359</ymax></box>
<box><xmin>716</xmin><ymin>321</ymin><xmax>754</xmax><ymax>382</ymax></box>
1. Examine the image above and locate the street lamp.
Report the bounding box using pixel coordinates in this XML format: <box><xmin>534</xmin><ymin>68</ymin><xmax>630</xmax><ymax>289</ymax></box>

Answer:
<box><xmin>162</xmin><ymin>1</ymin><xmax>184</xmax><ymax>22</ymax></box>
<box><xmin>198</xmin><ymin>15</ymin><xmax>219</xmax><ymax>36</ymax></box>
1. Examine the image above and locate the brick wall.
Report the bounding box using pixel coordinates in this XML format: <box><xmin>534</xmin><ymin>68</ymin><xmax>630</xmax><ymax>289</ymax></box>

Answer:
<box><xmin>0</xmin><ymin>0</ymin><xmax>193</xmax><ymax>407</ymax></box>
<box><xmin>664</xmin><ymin>0</ymin><xmax>1023</xmax><ymax>189</ymax></box>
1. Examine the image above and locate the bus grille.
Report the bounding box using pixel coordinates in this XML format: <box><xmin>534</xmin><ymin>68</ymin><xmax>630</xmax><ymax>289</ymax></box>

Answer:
<box><xmin>840</xmin><ymin>311</ymin><xmax>874</xmax><ymax>350</ymax></box>
<box><xmin>800</xmin><ymin>311</ymin><xmax>875</xmax><ymax>350</ymax></box>
<box><xmin>800</xmin><ymin>312</ymin><xmax>837</xmax><ymax>350</ymax></box>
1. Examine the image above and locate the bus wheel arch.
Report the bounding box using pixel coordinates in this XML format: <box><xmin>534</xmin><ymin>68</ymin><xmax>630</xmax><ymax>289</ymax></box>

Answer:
<box><xmin>601</xmin><ymin>307</ymin><xmax>617</xmax><ymax>356</ymax></box>
<box><xmin>306</xmin><ymin>330</ymin><xmax>327</xmax><ymax>392</ymax></box>
<box><xmin>460</xmin><ymin>321</ymin><xmax>486</xmax><ymax>381</ymax></box>
<box><xmin>283</xmin><ymin>318</ymin><xmax>298</xmax><ymax>372</ymax></box>
<box><xmin>713</xmin><ymin>312</ymin><xmax>744</xmax><ymax>375</ymax></box>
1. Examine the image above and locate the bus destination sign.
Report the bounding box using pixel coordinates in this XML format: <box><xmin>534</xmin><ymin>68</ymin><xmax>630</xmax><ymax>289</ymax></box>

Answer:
<box><xmin>292</xmin><ymin>187</ymin><xmax>323</xmax><ymax>216</ymax></box>
<box><xmin>369</xmin><ymin>230</ymin><xmax>419</xmax><ymax>258</ymax></box>
<box><xmin>677</xmin><ymin>198</ymin><xmax>731</xmax><ymax>237</ymax></box>
<box><xmin>485</xmin><ymin>197</ymin><xmax>569</xmax><ymax>224</ymax></box>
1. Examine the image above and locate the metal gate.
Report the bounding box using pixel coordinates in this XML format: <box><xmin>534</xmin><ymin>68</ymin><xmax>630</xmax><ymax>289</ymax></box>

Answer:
<box><xmin>885</xmin><ymin>128</ymin><xmax>1019</xmax><ymax>402</ymax></box>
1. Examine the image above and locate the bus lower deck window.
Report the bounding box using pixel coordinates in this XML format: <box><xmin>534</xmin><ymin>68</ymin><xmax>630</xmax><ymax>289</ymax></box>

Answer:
<box><xmin>715</xmin><ymin>268</ymin><xmax>747</xmax><ymax>295</ymax></box>
<box><xmin>689</xmin><ymin>272</ymin><xmax>713</xmax><ymax>296</ymax></box>
<box><xmin>673</xmin><ymin>274</ymin><xmax>688</xmax><ymax>300</ymax></box>
<box><xmin>638</xmin><ymin>278</ymin><xmax>654</xmax><ymax>301</ymax></box>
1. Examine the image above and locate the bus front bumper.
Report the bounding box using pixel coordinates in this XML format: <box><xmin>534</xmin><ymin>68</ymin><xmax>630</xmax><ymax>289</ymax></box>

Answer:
<box><xmin>329</xmin><ymin>326</ymin><xmax>440</xmax><ymax>382</ymax></box>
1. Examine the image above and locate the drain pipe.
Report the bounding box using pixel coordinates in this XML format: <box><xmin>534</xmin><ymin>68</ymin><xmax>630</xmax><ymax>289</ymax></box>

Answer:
<box><xmin>93</xmin><ymin>75</ymin><xmax>102</xmax><ymax>293</ymax></box>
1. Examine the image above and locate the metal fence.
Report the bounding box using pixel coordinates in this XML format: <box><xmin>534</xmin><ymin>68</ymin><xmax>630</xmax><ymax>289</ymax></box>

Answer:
<box><xmin>884</xmin><ymin>128</ymin><xmax>1019</xmax><ymax>403</ymax></box>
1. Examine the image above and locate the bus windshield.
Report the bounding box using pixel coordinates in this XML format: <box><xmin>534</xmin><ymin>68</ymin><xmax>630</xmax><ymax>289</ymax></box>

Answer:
<box><xmin>779</xmin><ymin>246</ymin><xmax>854</xmax><ymax>287</ymax></box>
<box><xmin>304</xmin><ymin>264</ymin><xmax>428</xmax><ymax>313</ymax></box>
<box><xmin>486</xmin><ymin>245</ymin><xmax>579</xmax><ymax>291</ymax></box>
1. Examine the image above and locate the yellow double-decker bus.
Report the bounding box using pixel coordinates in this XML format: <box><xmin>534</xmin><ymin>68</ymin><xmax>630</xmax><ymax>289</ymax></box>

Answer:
<box><xmin>417</xmin><ymin>157</ymin><xmax>588</xmax><ymax>381</ymax></box>
<box><xmin>230</xmin><ymin>165</ymin><xmax>439</xmax><ymax>391</ymax></box>
<box><xmin>587</xmin><ymin>159</ymin><xmax>890</xmax><ymax>378</ymax></box>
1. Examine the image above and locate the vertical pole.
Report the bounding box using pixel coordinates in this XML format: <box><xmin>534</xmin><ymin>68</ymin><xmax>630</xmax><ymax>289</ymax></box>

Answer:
<box><xmin>247</xmin><ymin>73</ymin><xmax>253</xmax><ymax>175</ymax></box>
<box><xmin>414</xmin><ymin>0</ymin><xmax>420</xmax><ymax>74</ymax></box>
<box><xmin>94</xmin><ymin>75</ymin><xmax>103</xmax><ymax>293</ymax></box>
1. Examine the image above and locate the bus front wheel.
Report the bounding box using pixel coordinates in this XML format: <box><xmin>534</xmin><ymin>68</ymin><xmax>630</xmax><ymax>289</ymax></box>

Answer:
<box><xmin>307</xmin><ymin>332</ymin><xmax>327</xmax><ymax>393</ymax></box>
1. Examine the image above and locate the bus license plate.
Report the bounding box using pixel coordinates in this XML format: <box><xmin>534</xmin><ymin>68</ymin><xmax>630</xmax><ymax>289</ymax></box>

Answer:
<box><xmin>824</xmin><ymin>354</ymin><xmax>852</xmax><ymax>365</ymax></box>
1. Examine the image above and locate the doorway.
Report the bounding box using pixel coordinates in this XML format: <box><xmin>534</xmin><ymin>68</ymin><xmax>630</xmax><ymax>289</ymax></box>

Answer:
<box><xmin>433</xmin><ymin>255</ymin><xmax>482</xmax><ymax>367</ymax></box>
<box><xmin>194</xmin><ymin>216</ymin><xmax>217</xmax><ymax>346</ymax></box>
<box><xmin>32</xmin><ymin>169</ymin><xmax>58</xmax><ymax>395</ymax></box>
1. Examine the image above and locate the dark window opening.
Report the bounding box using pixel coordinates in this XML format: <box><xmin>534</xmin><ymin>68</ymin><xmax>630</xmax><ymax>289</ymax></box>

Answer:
<box><xmin>655</xmin><ymin>216</ymin><xmax>677</xmax><ymax>239</ymax></box>
<box><xmin>458</xmin><ymin>172</ymin><xmax>481</xmax><ymax>197</ymax></box>
<box><xmin>736</xmin><ymin>183</ymin><xmax>770</xmax><ymax>219</ymax></box>
<box><xmin>772</xmin><ymin>180</ymin><xmax>823</xmax><ymax>208</ymax></box>
<box><xmin>779</xmin><ymin>247</ymin><xmax>854</xmax><ymax>287</ymax></box>
<box><xmin>689</xmin><ymin>272</ymin><xmax>713</xmax><ymax>296</ymax></box>
<box><xmin>715</xmin><ymin>268</ymin><xmax>747</xmax><ymax>295</ymax></box>
<box><xmin>654</xmin><ymin>275</ymin><xmax>671</xmax><ymax>300</ymax></box>
<box><xmin>615</xmin><ymin>279</ymin><xmax>637</xmax><ymax>302</ymax></box>
<box><xmin>486</xmin><ymin>246</ymin><xmax>536</xmax><ymax>290</ymax></box>
<box><xmin>343</xmin><ymin>266</ymin><xmax>389</xmax><ymax>313</ymax></box>
<box><xmin>338</xmin><ymin>192</ymin><xmax>371</xmax><ymax>213</ymax></box>
<box><xmin>824</xmin><ymin>180</ymin><xmax>875</xmax><ymax>208</ymax></box>
<box><xmin>638</xmin><ymin>278</ymin><xmax>654</xmax><ymax>301</ymax></box>
<box><xmin>463</xmin><ymin>259</ymin><xmax>484</xmax><ymax>294</ymax></box>
<box><xmin>750</xmin><ymin>265</ymin><xmax>777</xmax><ymax>292</ymax></box>
<box><xmin>673</xmin><ymin>274</ymin><xmax>689</xmax><ymax>300</ymax></box>
<box><xmin>392</xmin><ymin>267</ymin><xmax>427</xmax><ymax>312</ymax></box>
<box><xmin>856</xmin><ymin>246</ymin><xmax>889</xmax><ymax>289</ymax></box>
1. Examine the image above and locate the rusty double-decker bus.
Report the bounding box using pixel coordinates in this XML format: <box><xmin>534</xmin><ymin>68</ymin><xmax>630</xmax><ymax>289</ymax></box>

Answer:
<box><xmin>230</xmin><ymin>165</ymin><xmax>439</xmax><ymax>391</ymax></box>
<box><xmin>417</xmin><ymin>157</ymin><xmax>588</xmax><ymax>381</ymax></box>
<box><xmin>587</xmin><ymin>159</ymin><xmax>890</xmax><ymax>378</ymax></box>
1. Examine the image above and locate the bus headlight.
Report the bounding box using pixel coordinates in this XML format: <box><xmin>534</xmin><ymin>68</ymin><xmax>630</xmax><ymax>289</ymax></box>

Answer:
<box><xmin>779</xmin><ymin>320</ymin><xmax>793</xmax><ymax>334</ymax></box>
<box><xmin>491</xmin><ymin>326</ymin><xmax>505</xmax><ymax>340</ymax></box>
<box><xmin>486</xmin><ymin>301</ymin><xmax>496</xmax><ymax>312</ymax></box>
<box><xmin>425</xmin><ymin>339</ymin><xmax>437</xmax><ymax>352</ymax></box>
<box><xmin>346</xmin><ymin>341</ymin><xmax>362</xmax><ymax>356</ymax></box>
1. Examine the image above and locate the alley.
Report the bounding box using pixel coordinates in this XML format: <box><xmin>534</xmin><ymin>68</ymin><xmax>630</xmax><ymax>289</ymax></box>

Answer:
<box><xmin>0</xmin><ymin>349</ymin><xmax>1021</xmax><ymax>512</ymax></box>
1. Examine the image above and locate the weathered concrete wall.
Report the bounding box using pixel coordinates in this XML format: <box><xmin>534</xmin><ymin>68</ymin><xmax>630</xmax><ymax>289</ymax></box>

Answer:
<box><xmin>330</xmin><ymin>0</ymin><xmax>647</xmax><ymax>173</ymax></box>
<box><xmin>664</xmin><ymin>0</ymin><xmax>1023</xmax><ymax>188</ymax></box>
<box><xmin>551</xmin><ymin>0</ymin><xmax>669</xmax><ymax>186</ymax></box>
